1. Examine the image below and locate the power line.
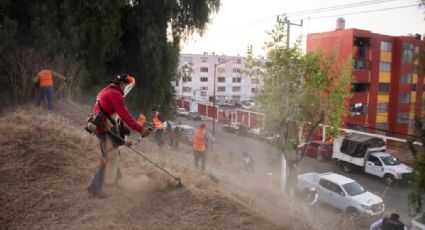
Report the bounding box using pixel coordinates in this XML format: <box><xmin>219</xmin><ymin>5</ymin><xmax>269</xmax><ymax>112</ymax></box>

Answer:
<box><xmin>304</xmin><ymin>4</ymin><xmax>419</xmax><ymax>20</ymax></box>
<box><xmin>223</xmin><ymin>0</ymin><xmax>417</xmax><ymax>32</ymax></box>
<box><xmin>286</xmin><ymin>0</ymin><xmax>401</xmax><ymax>17</ymax></box>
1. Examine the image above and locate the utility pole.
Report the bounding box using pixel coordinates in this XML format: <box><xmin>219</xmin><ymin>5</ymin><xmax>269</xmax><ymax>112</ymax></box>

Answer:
<box><xmin>212</xmin><ymin>57</ymin><xmax>234</xmax><ymax>152</ymax></box>
<box><xmin>285</xmin><ymin>18</ymin><xmax>303</xmax><ymax>48</ymax></box>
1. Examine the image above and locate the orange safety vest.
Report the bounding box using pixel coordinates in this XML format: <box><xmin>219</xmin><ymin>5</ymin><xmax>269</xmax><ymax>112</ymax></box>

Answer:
<box><xmin>38</xmin><ymin>69</ymin><xmax>53</xmax><ymax>87</ymax></box>
<box><xmin>153</xmin><ymin>112</ymin><xmax>164</xmax><ymax>129</ymax></box>
<box><xmin>192</xmin><ymin>128</ymin><xmax>207</xmax><ymax>152</ymax></box>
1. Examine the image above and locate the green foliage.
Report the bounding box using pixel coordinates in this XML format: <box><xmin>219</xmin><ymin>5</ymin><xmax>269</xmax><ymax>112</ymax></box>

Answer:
<box><xmin>246</xmin><ymin>16</ymin><xmax>352</xmax><ymax>161</ymax></box>
<box><xmin>0</xmin><ymin>0</ymin><xmax>220</xmax><ymax>118</ymax></box>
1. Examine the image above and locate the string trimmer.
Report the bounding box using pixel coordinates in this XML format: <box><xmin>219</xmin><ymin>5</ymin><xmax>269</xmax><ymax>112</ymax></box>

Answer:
<box><xmin>107</xmin><ymin>130</ymin><xmax>183</xmax><ymax>187</ymax></box>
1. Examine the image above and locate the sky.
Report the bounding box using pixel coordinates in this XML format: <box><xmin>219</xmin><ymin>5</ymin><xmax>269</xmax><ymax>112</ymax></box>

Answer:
<box><xmin>181</xmin><ymin>0</ymin><xmax>425</xmax><ymax>57</ymax></box>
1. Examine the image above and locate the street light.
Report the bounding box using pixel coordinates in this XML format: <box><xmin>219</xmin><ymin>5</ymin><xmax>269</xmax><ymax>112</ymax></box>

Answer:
<box><xmin>212</xmin><ymin>57</ymin><xmax>234</xmax><ymax>152</ymax></box>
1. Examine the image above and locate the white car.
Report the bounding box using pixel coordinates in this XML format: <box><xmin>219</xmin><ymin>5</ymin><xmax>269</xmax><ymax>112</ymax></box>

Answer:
<box><xmin>411</xmin><ymin>215</ymin><xmax>425</xmax><ymax>230</ymax></box>
<box><xmin>176</xmin><ymin>108</ymin><xmax>189</xmax><ymax>117</ymax></box>
<box><xmin>296</xmin><ymin>172</ymin><xmax>384</xmax><ymax>216</ymax></box>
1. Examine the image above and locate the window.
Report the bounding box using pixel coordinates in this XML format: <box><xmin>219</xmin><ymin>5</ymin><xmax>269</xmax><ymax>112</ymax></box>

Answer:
<box><xmin>183</xmin><ymin>56</ymin><xmax>192</xmax><ymax>63</ymax></box>
<box><xmin>200</xmin><ymin>77</ymin><xmax>208</xmax><ymax>82</ymax></box>
<box><xmin>232</xmin><ymin>77</ymin><xmax>241</xmax><ymax>83</ymax></box>
<box><xmin>380</xmin><ymin>41</ymin><xmax>392</xmax><ymax>52</ymax></box>
<box><xmin>201</xmin><ymin>57</ymin><xmax>208</xmax><ymax>63</ymax></box>
<box><xmin>409</xmin><ymin>120</ymin><xmax>415</xmax><ymax>129</ymax></box>
<box><xmin>376</xmin><ymin>123</ymin><xmax>388</xmax><ymax>131</ymax></box>
<box><xmin>217</xmin><ymin>67</ymin><xmax>225</xmax><ymax>73</ymax></box>
<box><xmin>368</xmin><ymin>155</ymin><xmax>382</xmax><ymax>166</ymax></box>
<box><xmin>403</xmin><ymin>43</ymin><xmax>414</xmax><ymax>64</ymax></box>
<box><xmin>218</xmin><ymin>77</ymin><xmax>226</xmax><ymax>83</ymax></box>
<box><xmin>234</xmin><ymin>58</ymin><xmax>242</xmax><ymax>64</ymax></box>
<box><xmin>351</xmin><ymin>103</ymin><xmax>367</xmax><ymax>115</ymax></box>
<box><xmin>251</xmin><ymin>78</ymin><xmax>260</xmax><ymax>84</ymax></box>
<box><xmin>397</xmin><ymin>112</ymin><xmax>409</xmax><ymax>124</ymax></box>
<box><xmin>414</xmin><ymin>64</ymin><xmax>419</xmax><ymax>74</ymax></box>
<box><xmin>232</xmin><ymin>86</ymin><xmax>241</xmax><ymax>92</ymax></box>
<box><xmin>400</xmin><ymin>73</ymin><xmax>411</xmax><ymax>84</ymax></box>
<box><xmin>217</xmin><ymin>87</ymin><xmax>225</xmax><ymax>92</ymax></box>
<box><xmin>218</xmin><ymin>57</ymin><xmax>226</xmax><ymax>63</ymax></box>
<box><xmin>377</xmin><ymin>103</ymin><xmax>388</xmax><ymax>113</ymax></box>
<box><xmin>182</xmin><ymin>87</ymin><xmax>191</xmax><ymax>92</ymax></box>
<box><xmin>399</xmin><ymin>93</ymin><xmax>410</xmax><ymax>104</ymax></box>
<box><xmin>342</xmin><ymin>182</ymin><xmax>365</xmax><ymax>196</ymax></box>
<box><xmin>233</xmin><ymin>68</ymin><xmax>241</xmax><ymax>73</ymax></box>
<box><xmin>200</xmin><ymin>91</ymin><xmax>207</xmax><ymax>97</ymax></box>
<box><xmin>378</xmin><ymin>83</ymin><xmax>390</xmax><ymax>93</ymax></box>
<box><xmin>182</xmin><ymin>76</ymin><xmax>192</xmax><ymax>82</ymax></box>
<box><xmin>319</xmin><ymin>179</ymin><xmax>344</xmax><ymax>196</ymax></box>
<box><xmin>352</xmin><ymin>83</ymin><xmax>370</xmax><ymax>93</ymax></box>
<box><xmin>403</xmin><ymin>43</ymin><xmax>414</xmax><ymax>50</ymax></box>
<box><xmin>251</xmin><ymin>88</ymin><xmax>256</xmax><ymax>93</ymax></box>
<box><xmin>319</xmin><ymin>179</ymin><xmax>332</xmax><ymax>190</ymax></box>
<box><xmin>354</xmin><ymin>59</ymin><xmax>369</xmax><ymax>70</ymax></box>
<box><xmin>379</xmin><ymin>62</ymin><xmax>391</xmax><ymax>72</ymax></box>
<box><xmin>412</xmin><ymin>84</ymin><xmax>417</xmax><ymax>91</ymax></box>
<box><xmin>200</xmin><ymin>86</ymin><xmax>208</xmax><ymax>90</ymax></box>
<box><xmin>200</xmin><ymin>67</ymin><xmax>208</xmax><ymax>73</ymax></box>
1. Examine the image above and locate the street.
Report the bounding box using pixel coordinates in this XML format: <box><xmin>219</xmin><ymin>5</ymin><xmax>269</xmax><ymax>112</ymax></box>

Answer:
<box><xmin>177</xmin><ymin>117</ymin><xmax>413</xmax><ymax>224</ymax></box>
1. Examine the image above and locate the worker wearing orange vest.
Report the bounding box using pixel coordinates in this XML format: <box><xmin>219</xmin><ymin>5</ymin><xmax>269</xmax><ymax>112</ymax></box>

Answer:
<box><xmin>33</xmin><ymin>69</ymin><xmax>68</xmax><ymax>110</ymax></box>
<box><xmin>152</xmin><ymin>107</ymin><xmax>165</xmax><ymax>150</ymax></box>
<box><xmin>192</xmin><ymin>123</ymin><xmax>208</xmax><ymax>170</ymax></box>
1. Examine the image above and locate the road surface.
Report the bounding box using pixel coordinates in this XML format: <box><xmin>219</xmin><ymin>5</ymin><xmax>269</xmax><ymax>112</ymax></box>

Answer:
<box><xmin>176</xmin><ymin>117</ymin><xmax>413</xmax><ymax>225</ymax></box>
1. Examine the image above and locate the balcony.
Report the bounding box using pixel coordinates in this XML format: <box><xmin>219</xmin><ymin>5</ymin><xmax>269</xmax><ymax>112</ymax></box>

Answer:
<box><xmin>353</xmin><ymin>58</ymin><xmax>371</xmax><ymax>71</ymax></box>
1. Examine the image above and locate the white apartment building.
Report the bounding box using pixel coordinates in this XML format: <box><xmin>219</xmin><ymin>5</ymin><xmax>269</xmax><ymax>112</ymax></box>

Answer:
<box><xmin>174</xmin><ymin>53</ymin><xmax>263</xmax><ymax>102</ymax></box>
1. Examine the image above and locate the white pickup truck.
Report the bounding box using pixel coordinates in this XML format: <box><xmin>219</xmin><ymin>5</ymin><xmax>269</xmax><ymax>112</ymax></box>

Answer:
<box><xmin>296</xmin><ymin>172</ymin><xmax>385</xmax><ymax>216</ymax></box>
<box><xmin>332</xmin><ymin>134</ymin><xmax>413</xmax><ymax>186</ymax></box>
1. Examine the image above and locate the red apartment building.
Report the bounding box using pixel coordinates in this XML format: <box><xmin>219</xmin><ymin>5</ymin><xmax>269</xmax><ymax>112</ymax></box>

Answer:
<box><xmin>307</xmin><ymin>21</ymin><xmax>424</xmax><ymax>136</ymax></box>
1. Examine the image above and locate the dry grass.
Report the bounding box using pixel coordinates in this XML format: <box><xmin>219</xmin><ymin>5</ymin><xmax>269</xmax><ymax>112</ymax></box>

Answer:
<box><xmin>0</xmin><ymin>108</ymin><xmax>287</xmax><ymax>230</ymax></box>
<box><xmin>0</xmin><ymin>103</ymin><xmax>369</xmax><ymax>230</ymax></box>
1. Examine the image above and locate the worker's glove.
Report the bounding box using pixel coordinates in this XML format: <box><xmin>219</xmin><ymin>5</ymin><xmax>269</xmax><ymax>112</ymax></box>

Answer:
<box><xmin>140</xmin><ymin>128</ymin><xmax>152</xmax><ymax>138</ymax></box>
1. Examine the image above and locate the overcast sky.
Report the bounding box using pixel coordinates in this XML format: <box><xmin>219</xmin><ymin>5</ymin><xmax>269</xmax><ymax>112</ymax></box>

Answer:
<box><xmin>181</xmin><ymin>0</ymin><xmax>425</xmax><ymax>56</ymax></box>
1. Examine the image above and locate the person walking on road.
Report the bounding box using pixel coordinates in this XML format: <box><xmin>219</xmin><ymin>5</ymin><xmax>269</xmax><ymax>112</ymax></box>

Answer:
<box><xmin>87</xmin><ymin>74</ymin><xmax>150</xmax><ymax>198</ymax></box>
<box><xmin>152</xmin><ymin>106</ymin><xmax>165</xmax><ymax>151</ymax></box>
<box><xmin>192</xmin><ymin>123</ymin><xmax>208</xmax><ymax>171</ymax></box>
<box><xmin>33</xmin><ymin>68</ymin><xmax>68</xmax><ymax>110</ymax></box>
<box><xmin>369</xmin><ymin>213</ymin><xmax>407</xmax><ymax>230</ymax></box>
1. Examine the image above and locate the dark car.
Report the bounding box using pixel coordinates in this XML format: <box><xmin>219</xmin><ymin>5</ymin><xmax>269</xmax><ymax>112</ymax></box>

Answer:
<box><xmin>187</xmin><ymin>111</ymin><xmax>201</xmax><ymax>120</ymax></box>
<box><xmin>298</xmin><ymin>141</ymin><xmax>333</xmax><ymax>160</ymax></box>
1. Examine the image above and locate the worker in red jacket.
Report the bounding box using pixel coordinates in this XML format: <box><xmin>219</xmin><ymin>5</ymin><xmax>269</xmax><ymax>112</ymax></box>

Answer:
<box><xmin>87</xmin><ymin>74</ymin><xmax>150</xmax><ymax>198</ymax></box>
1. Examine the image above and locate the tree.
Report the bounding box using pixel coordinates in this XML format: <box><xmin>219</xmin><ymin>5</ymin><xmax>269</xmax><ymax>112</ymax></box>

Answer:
<box><xmin>0</xmin><ymin>0</ymin><xmax>220</xmax><ymax>116</ymax></box>
<box><xmin>246</xmin><ymin>16</ymin><xmax>352</xmax><ymax>186</ymax></box>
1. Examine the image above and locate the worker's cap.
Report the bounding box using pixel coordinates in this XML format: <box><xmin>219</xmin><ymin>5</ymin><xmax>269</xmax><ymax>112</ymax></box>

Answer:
<box><xmin>110</xmin><ymin>74</ymin><xmax>133</xmax><ymax>84</ymax></box>
<box><xmin>199</xmin><ymin>123</ymin><xmax>206</xmax><ymax>129</ymax></box>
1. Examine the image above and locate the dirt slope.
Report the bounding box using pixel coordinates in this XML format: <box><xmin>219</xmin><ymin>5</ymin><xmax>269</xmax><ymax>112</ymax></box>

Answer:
<box><xmin>0</xmin><ymin>108</ymin><xmax>288</xmax><ymax>230</ymax></box>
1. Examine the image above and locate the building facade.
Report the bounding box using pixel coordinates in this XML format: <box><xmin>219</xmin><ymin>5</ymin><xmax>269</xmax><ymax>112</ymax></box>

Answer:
<box><xmin>307</xmin><ymin>28</ymin><xmax>424</xmax><ymax>135</ymax></box>
<box><xmin>174</xmin><ymin>53</ymin><xmax>263</xmax><ymax>102</ymax></box>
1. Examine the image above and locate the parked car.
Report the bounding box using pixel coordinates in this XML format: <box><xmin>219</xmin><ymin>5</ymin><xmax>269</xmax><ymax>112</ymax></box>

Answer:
<box><xmin>187</xmin><ymin>111</ymin><xmax>201</xmax><ymax>120</ymax></box>
<box><xmin>296</xmin><ymin>172</ymin><xmax>385</xmax><ymax>216</ymax></box>
<box><xmin>241</xmin><ymin>102</ymin><xmax>255</xmax><ymax>110</ymax></box>
<box><xmin>298</xmin><ymin>141</ymin><xmax>333</xmax><ymax>159</ymax></box>
<box><xmin>222</xmin><ymin>123</ymin><xmax>239</xmax><ymax>133</ymax></box>
<box><xmin>175</xmin><ymin>124</ymin><xmax>195</xmax><ymax>145</ymax></box>
<box><xmin>412</xmin><ymin>215</ymin><xmax>425</xmax><ymax>230</ymax></box>
<box><xmin>332</xmin><ymin>134</ymin><xmax>413</xmax><ymax>186</ymax></box>
<box><xmin>176</xmin><ymin>108</ymin><xmax>189</xmax><ymax>117</ymax></box>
